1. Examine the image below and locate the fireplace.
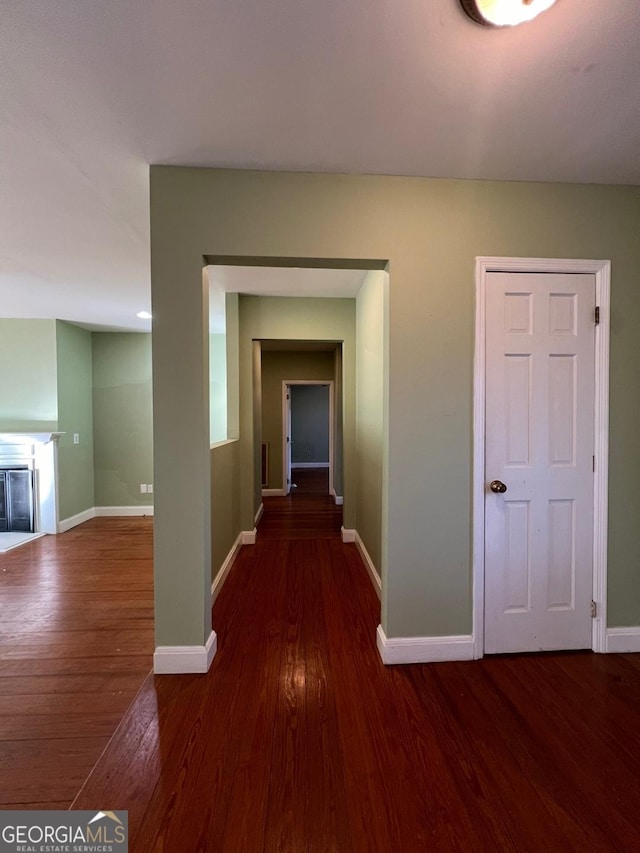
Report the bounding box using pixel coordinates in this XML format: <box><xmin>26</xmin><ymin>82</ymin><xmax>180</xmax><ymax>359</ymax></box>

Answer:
<box><xmin>0</xmin><ymin>467</ymin><xmax>34</xmax><ymax>532</ymax></box>
<box><xmin>0</xmin><ymin>434</ymin><xmax>62</xmax><ymax>534</ymax></box>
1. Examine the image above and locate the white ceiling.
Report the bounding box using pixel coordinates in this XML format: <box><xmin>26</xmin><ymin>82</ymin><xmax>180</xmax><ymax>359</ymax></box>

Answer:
<box><xmin>1</xmin><ymin>1</ymin><xmax>638</xmax><ymax>331</ymax></box>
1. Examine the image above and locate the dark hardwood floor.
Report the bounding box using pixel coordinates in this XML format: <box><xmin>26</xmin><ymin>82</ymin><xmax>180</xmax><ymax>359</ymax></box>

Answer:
<box><xmin>68</xmin><ymin>494</ymin><xmax>640</xmax><ymax>851</ymax></box>
<box><xmin>260</xmin><ymin>468</ymin><xmax>342</xmax><ymax>540</ymax></box>
<box><xmin>0</xmin><ymin>518</ymin><xmax>154</xmax><ymax>809</ymax></box>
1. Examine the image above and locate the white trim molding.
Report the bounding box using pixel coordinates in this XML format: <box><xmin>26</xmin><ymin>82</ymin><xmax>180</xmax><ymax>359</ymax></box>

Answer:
<box><xmin>473</xmin><ymin>257</ymin><xmax>610</xmax><ymax>659</ymax></box>
<box><xmin>242</xmin><ymin>528</ymin><xmax>257</xmax><ymax>545</ymax></box>
<box><xmin>331</xmin><ymin>490</ymin><xmax>344</xmax><ymax>506</ymax></box>
<box><xmin>262</xmin><ymin>488</ymin><xmax>286</xmax><ymax>497</ymax></box>
<box><xmin>376</xmin><ymin>626</ymin><xmax>474</xmax><ymax>665</ymax></box>
<box><xmin>606</xmin><ymin>627</ymin><xmax>640</xmax><ymax>654</ymax></box>
<box><xmin>96</xmin><ymin>505</ymin><xmax>154</xmax><ymax>517</ymax></box>
<box><xmin>58</xmin><ymin>505</ymin><xmax>155</xmax><ymax>533</ymax></box>
<box><xmin>291</xmin><ymin>462</ymin><xmax>330</xmax><ymax>469</ymax></box>
<box><xmin>153</xmin><ymin>630</ymin><xmax>217</xmax><ymax>674</ymax></box>
<box><xmin>254</xmin><ymin>503</ymin><xmax>264</xmax><ymax>526</ymax></box>
<box><xmin>211</xmin><ymin>533</ymin><xmax>243</xmax><ymax>603</ymax></box>
<box><xmin>341</xmin><ymin>526</ymin><xmax>356</xmax><ymax>543</ymax></box>
<box><xmin>354</xmin><ymin>532</ymin><xmax>381</xmax><ymax>599</ymax></box>
<box><xmin>58</xmin><ymin>507</ymin><xmax>96</xmax><ymax>533</ymax></box>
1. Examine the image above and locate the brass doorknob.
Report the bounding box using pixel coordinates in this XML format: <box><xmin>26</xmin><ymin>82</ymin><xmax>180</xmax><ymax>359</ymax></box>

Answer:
<box><xmin>489</xmin><ymin>480</ymin><xmax>508</xmax><ymax>494</ymax></box>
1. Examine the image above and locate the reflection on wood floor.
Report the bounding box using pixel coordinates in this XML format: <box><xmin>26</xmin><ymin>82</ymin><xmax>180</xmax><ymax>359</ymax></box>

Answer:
<box><xmin>260</xmin><ymin>468</ymin><xmax>342</xmax><ymax>540</ymax></box>
<box><xmin>68</xmin><ymin>491</ymin><xmax>640</xmax><ymax>851</ymax></box>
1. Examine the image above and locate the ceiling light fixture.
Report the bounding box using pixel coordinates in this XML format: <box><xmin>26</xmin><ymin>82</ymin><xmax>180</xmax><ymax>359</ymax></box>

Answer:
<box><xmin>136</xmin><ymin>311</ymin><xmax>152</xmax><ymax>320</ymax></box>
<box><xmin>460</xmin><ymin>0</ymin><xmax>557</xmax><ymax>27</ymax></box>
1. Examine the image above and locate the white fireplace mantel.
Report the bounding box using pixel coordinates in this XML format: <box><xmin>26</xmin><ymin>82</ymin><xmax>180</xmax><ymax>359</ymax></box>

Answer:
<box><xmin>0</xmin><ymin>432</ymin><xmax>65</xmax><ymax>534</ymax></box>
<box><xmin>0</xmin><ymin>432</ymin><xmax>64</xmax><ymax>445</ymax></box>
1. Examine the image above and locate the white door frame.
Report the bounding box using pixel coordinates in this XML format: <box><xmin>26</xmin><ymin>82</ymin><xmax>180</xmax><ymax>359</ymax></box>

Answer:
<box><xmin>473</xmin><ymin>257</ymin><xmax>611</xmax><ymax>658</ymax></box>
<box><xmin>282</xmin><ymin>380</ymin><xmax>334</xmax><ymax>496</ymax></box>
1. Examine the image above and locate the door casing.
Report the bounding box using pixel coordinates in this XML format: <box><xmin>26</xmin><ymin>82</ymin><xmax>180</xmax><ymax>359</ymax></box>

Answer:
<box><xmin>473</xmin><ymin>257</ymin><xmax>611</xmax><ymax>658</ymax></box>
<box><xmin>282</xmin><ymin>380</ymin><xmax>334</xmax><ymax>496</ymax></box>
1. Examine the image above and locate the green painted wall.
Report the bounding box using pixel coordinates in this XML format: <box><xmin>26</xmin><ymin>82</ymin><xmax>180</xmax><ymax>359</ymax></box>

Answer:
<box><xmin>56</xmin><ymin>322</ymin><xmax>94</xmax><ymax>520</ymax></box>
<box><xmin>226</xmin><ymin>294</ymin><xmax>240</xmax><ymax>440</ymax></box>
<box><xmin>355</xmin><ymin>271</ymin><xmax>386</xmax><ymax>578</ymax></box>
<box><xmin>209</xmin><ymin>333</ymin><xmax>227</xmax><ymax>443</ymax></box>
<box><xmin>211</xmin><ymin>439</ymin><xmax>241</xmax><ymax>582</ymax></box>
<box><xmin>0</xmin><ymin>319</ymin><xmax>58</xmax><ymax>432</ymax></box>
<box><xmin>92</xmin><ymin>333</ymin><xmax>153</xmax><ymax>508</ymax></box>
<box><xmin>334</xmin><ymin>345</ymin><xmax>344</xmax><ymax>497</ymax></box>
<box><xmin>261</xmin><ymin>350</ymin><xmax>336</xmax><ymax>489</ymax></box>
<box><xmin>149</xmin><ymin>166</ymin><xmax>640</xmax><ymax>650</ymax></box>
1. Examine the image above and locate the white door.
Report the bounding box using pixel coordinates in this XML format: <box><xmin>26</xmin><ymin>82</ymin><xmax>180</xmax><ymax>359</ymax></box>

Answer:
<box><xmin>484</xmin><ymin>272</ymin><xmax>595</xmax><ymax>654</ymax></box>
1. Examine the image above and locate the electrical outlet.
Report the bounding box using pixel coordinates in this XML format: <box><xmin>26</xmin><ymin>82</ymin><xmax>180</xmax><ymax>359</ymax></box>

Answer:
<box><xmin>73</xmin><ymin>434</ymin><xmax>80</xmax><ymax>444</ymax></box>
<box><xmin>147</xmin><ymin>484</ymin><xmax>153</xmax><ymax>494</ymax></box>
<box><xmin>140</xmin><ymin>484</ymin><xmax>147</xmax><ymax>494</ymax></box>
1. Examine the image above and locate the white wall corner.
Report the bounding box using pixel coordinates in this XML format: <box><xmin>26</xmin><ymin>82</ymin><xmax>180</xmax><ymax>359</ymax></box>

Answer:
<box><xmin>153</xmin><ymin>630</ymin><xmax>217</xmax><ymax>674</ymax></box>
<box><xmin>241</xmin><ymin>528</ymin><xmax>257</xmax><ymax>545</ymax></box>
<box><xmin>376</xmin><ymin>625</ymin><xmax>474</xmax><ymax>665</ymax></box>
<box><xmin>355</xmin><ymin>532</ymin><xmax>381</xmax><ymax>599</ymax></box>
<box><xmin>606</xmin><ymin>627</ymin><xmax>640</xmax><ymax>653</ymax></box>
<box><xmin>254</xmin><ymin>503</ymin><xmax>264</xmax><ymax>526</ymax></box>
<box><xmin>341</xmin><ymin>526</ymin><xmax>356</xmax><ymax>543</ymax></box>
<box><xmin>57</xmin><ymin>507</ymin><xmax>96</xmax><ymax>533</ymax></box>
<box><xmin>211</xmin><ymin>534</ymin><xmax>243</xmax><ymax>603</ymax></box>
<box><xmin>331</xmin><ymin>490</ymin><xmax>344</xmax><ymax>506</ymax></box>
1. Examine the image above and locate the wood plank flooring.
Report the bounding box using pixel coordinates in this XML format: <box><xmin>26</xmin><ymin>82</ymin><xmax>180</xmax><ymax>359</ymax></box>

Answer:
<box><xmin>0</xmin><ymin>518</ymin><xmax>154</xmax><ymax>809</ymax></box>
<box><xmin>260</xmin><ymin>469</ymin><xmax>342</xmax><ymax>540</ymax></box>
<box><xmin>71</xmin><ymin>496</ymin><xmax>640</xmax><ymax>851</ymax></box>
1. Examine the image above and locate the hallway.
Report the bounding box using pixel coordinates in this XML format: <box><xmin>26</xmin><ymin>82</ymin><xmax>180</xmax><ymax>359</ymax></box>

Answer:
<box><xmin>70</xmin><ymin>492</ymin><xmax>640</xmax><ymax>851</ymax></box>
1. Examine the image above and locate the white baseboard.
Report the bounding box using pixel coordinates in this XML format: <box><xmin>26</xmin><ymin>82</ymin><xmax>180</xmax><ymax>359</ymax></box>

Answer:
<box><xmin>95</xmin><ymin>505</ymin><xmax>154</xmax><ymax>517</ymax></box>
<box><xmin>242</xmin><ymin>528</ymin><xmax>257</xmax><ymax>544</ymax></box>
<box><xmin>376</xmin><ymin>625</ymin><xmax>474</xmax><ymax>665</ymax></box>
<box><xmin>331</xmin><ymin>489</ymin><xmax>343</xmax><ymax>506</ymax></box>
<box><xmin>254</xmin><ymin>503</ymin><xmax>264</xmax><ymax>526</ymax></box>
<box><xmin>354</xmin><ymin>533</ymin><xmax>381</xmax><ymax>599</ymax></box>
<box><xmin>262</xmin><ymin>488</ymin><xmax>286</xmax><ymax>497</ymax></box>
<box><xmin>153</xmin><ymin>630</ymin><xmax>217</xmax><ymax>674</ymax></box>
<box><xmin>341</xmin><ymin>526</ymin><xmax>356</xmax><ymax>543</ymax></box>
<box><xmin>211</xmin><ymin>534</ymin><xmax>243</xmax><ymax>603</ymax></box>
<box><xmin>291</xmin><ymin>462</ymin><xmax>329</xmax><ymax>469</ymax></box>
<box><xmin>58</xmin><ymin>507</ymin><xmax>96</xmax><ymax>533</ymax></box>
<box><xmin>606</xmin><ymin>627</ymin><xmax>640</xmax><ymax>653</ymax></box>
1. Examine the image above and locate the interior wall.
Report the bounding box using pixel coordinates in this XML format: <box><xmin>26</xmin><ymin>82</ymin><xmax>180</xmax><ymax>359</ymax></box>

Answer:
<box><xmin>0</xmin><ymin>319</ymin><xmax>58</xmax><ymax>432</ymax></box>
<box><xmin>92</xmin><ymin>332</ymin><xmax>153</xmax><ymax>508</ymax></box>
<box><xmin>261</xmin><ymin>350</ymin><xmax>335</xmax><ymax>489</ymax></box>
<box><xmin>56</xmin><ymin>321</ymin><xmax>94</xmax><ymax>520</ymax></box>
<box><xmin>225</xmin><ymin>293</ymin><xmax>240</xmax><ymax>440</ymax></box>
<box><xmin>334</xmin><ymin>345</ymin><xmax>344</xmax><ymax>498</ymax></box>
<box><xmin>209</xmin><ymin>333</ymin><xmax>227</xmax><ymax>443</ymax></box>
<box><xmin>150</xmin><ymin>167</ymin><xmax>640</xmax><ymax>649</ymax></box>
<box><xmin>252</xmin><ymin>341</ymin><xmax>262</xmax><ymax>519</ymax></box>
<box><xmin>211</xmin><ymin>439</ymin><xmax>241</xmax><ymax>581</ymax></box>
<box><xmin>355</xmin><ymin>270</ymin><xmax>386</xmax><ymax>576</ymax></box>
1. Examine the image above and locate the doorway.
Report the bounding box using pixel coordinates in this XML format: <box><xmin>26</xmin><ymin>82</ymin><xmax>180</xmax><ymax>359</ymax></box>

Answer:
<box><xmin>283</xmin><ymin>381</ymin><xmax>334</xmax><ymax>496</ymax></box>
<box><xmin>473</xmin><ymin>258</ymin><xmax>610</xmax><ymax>657</ymax></box>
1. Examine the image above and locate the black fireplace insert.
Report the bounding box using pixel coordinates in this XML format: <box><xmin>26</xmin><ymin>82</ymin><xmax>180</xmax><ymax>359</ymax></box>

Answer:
<box><xmin>0</xmin><ymin>467</ymin><xmax>34</xmax><ymax>532</ymax></box>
